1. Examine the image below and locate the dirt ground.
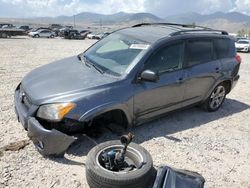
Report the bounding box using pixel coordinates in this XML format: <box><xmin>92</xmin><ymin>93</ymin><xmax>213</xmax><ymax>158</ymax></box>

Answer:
<box><xmin>0</xmin><ymin>36</ymin><xmax>249</xmax><ymax>188</ymax></box>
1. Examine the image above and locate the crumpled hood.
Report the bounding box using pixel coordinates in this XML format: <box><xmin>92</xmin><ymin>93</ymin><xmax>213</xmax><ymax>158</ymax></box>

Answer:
<box><xmin>21</xmin><ymin>56</ymin><xmax>118</xmax><ymax>104</ymax></box>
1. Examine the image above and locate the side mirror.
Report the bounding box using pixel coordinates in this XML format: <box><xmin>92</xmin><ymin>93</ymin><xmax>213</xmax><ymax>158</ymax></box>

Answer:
<box><xmin>140</xmin><ymin>70</ymin><xmax>159</xmax><ymax>82</ymax></box>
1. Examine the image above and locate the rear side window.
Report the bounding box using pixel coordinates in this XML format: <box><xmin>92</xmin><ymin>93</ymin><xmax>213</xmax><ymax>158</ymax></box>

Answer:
<box><xmin>214</xmin><ymin>38</ymin><xmax>235</xmax><ymax>58</ymax></box>
<box><xmin>187</xmin><ymin>40</ymin><xmax>213</xmax><ymax>66</ymax></box>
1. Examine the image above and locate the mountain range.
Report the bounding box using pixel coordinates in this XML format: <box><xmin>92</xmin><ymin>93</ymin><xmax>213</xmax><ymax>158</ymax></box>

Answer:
<box><xmin>33</xmin><ymin>11</ymin><xmax>250</xmax><ymax>32</ymax></box>
<box><xmin>34</xmin><ymin>11</ymin><xmax>250</xmax><ymax>24</ymax></box>
<box><xmin>2</xmin><ymin>11</ymin><xmax>250</xmax><ymax>33</ymax></box>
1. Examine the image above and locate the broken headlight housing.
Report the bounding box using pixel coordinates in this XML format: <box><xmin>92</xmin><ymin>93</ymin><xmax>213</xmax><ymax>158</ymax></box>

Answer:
<box><xmin>37</xmin><ymin>103</ymin><xmax>76</xmax><ymax>122</ymax></box>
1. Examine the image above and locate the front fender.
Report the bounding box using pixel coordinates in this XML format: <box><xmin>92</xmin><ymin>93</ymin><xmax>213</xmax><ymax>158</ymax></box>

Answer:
<box><xmin>78</xmin><ymin>102</ymin><xmax>133</xmax><ymax>126</ymax></box>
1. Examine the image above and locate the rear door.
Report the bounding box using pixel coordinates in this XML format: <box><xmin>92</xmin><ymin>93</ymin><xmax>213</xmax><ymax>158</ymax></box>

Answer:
<box><xmin>182</xmin><ymin>38</ymin><xmax>222</xmax><ymax>106</ymax></box>
<box><xmin>134</xmin><ymin>41</ymin><xmax>186</xmax><ymax>122</ymax></box>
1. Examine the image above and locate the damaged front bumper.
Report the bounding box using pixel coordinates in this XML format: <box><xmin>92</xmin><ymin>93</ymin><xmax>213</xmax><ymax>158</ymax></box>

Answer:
<box><xmin>14</xmin><ymin>85</ymin><xmax>76</xmax><ymax>156</ymax></box>
<box><xmin>27</xmin><ymin>118</ymin><xmax>76</xmax><ymax>156</ymax></box>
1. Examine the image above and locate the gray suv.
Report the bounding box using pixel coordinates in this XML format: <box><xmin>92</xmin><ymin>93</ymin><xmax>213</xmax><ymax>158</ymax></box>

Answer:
<box><xmin>14</xmin><ymin>23</ymin><xmax>241</xmax><ymax>156</ymax></box>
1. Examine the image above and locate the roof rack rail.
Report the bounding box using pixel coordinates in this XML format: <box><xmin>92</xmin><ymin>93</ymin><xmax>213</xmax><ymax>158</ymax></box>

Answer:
<box><xmin>170</xmin><ymin>29</ymin><xmax>229</xmax><ymax>36</ymax></box>
<box><xmin>132</xmin><ymin>22</ymin><xmax>211</xmax><ymax>30</ymax></box>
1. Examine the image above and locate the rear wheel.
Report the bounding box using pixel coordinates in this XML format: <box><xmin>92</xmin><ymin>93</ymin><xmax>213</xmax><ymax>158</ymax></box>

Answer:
<box><xmin>34</xmin><ymin>34</ymin><xmax>39</xmax><ymax>38</ymax></box>
<box><xmin>204</xmin><ymin>84</ymin><xmax>226</xmax><ymax>112</ymax></box>
<box><xmin>86</xmin><ymin>140</ymin><xmax>156</xmax><ymax>188</ymax></box>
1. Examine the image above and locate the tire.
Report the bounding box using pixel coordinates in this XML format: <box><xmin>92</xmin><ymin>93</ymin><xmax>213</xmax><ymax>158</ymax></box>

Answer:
<box><xmin>86</xmin><ymin>140</ymin><xmax>156</xmax><ymax>188</ymax></box>
<box><xmin>1</xmin><ymin>32</ymin><xmax>8</xmax><ymax>38</ymax></box>
<box><xmin>203</xmin><ymin>83</ymin><xmax>226</xmax><ymax>112</ymax></box>
<box><xmin>34</xmin><ymin>34</ymin><xmax>39</xmax><ymax>38</ymax></box>
<box><xmin>50</xmin><ymin>35</ymin><xmax>54</xmax><ymax>38</ymax></box>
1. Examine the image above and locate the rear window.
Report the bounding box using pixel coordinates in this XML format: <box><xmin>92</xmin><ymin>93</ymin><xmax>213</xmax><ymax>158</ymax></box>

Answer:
<box><xmin>214</xmin><ymin>38</ymin><xmax>235</xmax><ymax>59</ymax></box>
<box><xmin>187</xmin><ymin>40</ymin><xmax>213</xmax><ymax>66</ymax></box>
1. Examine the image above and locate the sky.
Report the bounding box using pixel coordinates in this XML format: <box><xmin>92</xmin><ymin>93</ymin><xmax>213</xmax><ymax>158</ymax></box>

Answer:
<box><xmin>0</xmin><ymin>0</ymin><xmax>250</xmax><ymax>18</ymax></box>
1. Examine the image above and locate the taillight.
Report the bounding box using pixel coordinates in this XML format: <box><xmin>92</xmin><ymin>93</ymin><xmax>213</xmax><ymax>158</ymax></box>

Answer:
<box><xmin>235</xmin><ymin>54</ymin><xmax>241</xmax><ymax>64</ymax></box>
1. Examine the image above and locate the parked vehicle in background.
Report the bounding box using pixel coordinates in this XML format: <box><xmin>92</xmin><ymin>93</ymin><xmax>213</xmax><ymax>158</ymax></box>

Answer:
<box><xmin>86</xmin><ymin>32</ymin><xmax>96</xmax><ymax>39</ymax></box>
<box><xmin>0</xmin><ymin>23</ymin><xmax>15</xmax><ymax>28</ymax></box>
<box><xmin>59</xmin><ymin>27</ymin><xmax>72</xmax><ymax>37</ymax></box>
<box><xmin>236</xmin><ymin>37</ymin><xmax>248</xmax><ymax>42</ymax></box>
<box><xmin>99</xmin><ymin>32</ymin><xmax>110</xmax><ymax>39</ymax></box>
<box><xmin>52</xmin><ymin>29</ymin><xmax>60</xmax><ymax>37</ymax></box>
<box><xmin>235</xmin><ymin>39</ymin><xmax>250</xmax><ymax>52</ymax></box>
<box><xmin>14</xmin><ymin>23</ymin><xmax>241</xmax><ymax>156</ymax></box>
<box><xmin>0</xmin><ymin>23</ymin><xmax>25</xmax><ymax>38</ymax></box>
<box><xmin>87</xmin><ymin>32</ymin><xmax>110</xmax><ymax>39</ymax></box>
<box><xmin>19</xmin><ymin>25</ymin><xmax>31</xmax><ymax>32</ymax></box>
<box><xmin>65</xmin><ymin>25</ymin><xmax>73</xmax><ymax>30</ymax></box>
<box><xmin>49</xmin><ymin>24</ymin><xmax>63</xmax><ymax>30</ymax></box>
<box><xmin>49</xmin><ymin>24</ymin><xmax>63</xmax><ymax>36</ymax></box>
<box><xmin>64</xmin><ymin>30</ymin><xmax>85</xmax><ymax>40</ymax></box>
<box><xmin>31</xmin><ymin>27</ymin><xmax>51</xmax><ymax>32</ymax></box>
<box><xmin>80</xmin><ymin>30</ymin><xmax>91</xmax><ymax>38</ymax></box>
<box><xmin>28</xmin><ymin>29</ymin><xmax>55</xmax><ymax>38</ymax></box>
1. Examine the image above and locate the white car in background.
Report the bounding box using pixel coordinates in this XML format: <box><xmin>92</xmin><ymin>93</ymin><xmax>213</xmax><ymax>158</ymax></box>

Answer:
<box><xmin>235</xmin><ymin>39</ymin><xmax>250</xmax><ymax>52</ymax></box>
<box><xmin>86</xmin><ymin>32</ymin><xmax>95</xmax><ymax>39</ymax></box>
<box><xmin>28</xmin><ymin>29</ymin><xmax>55</xmax><ymax>38</ymax></box>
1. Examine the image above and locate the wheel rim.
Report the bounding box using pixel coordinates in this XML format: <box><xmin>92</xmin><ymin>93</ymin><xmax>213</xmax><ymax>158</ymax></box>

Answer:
<box><xmin>96</xmin><ymin>145</ymin><xmax>143</xmax><ymax>174</ymax></box>
<box><xmin>209</xmin><ymin>85</ymin><xmax>226</xmax><ymax>109</ymax></box>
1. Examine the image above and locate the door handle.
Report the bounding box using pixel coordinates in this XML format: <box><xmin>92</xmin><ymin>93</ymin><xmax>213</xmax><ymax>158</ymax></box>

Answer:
<box><xmin>215</xmin><ymin>67</ymin><xmax>220</xmax><ymax>73</ymax></box>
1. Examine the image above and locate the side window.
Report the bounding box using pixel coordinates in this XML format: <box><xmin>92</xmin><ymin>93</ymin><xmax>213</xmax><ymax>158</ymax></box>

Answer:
<box><xmin>187</xmin><ymin>40</ymin><xmax>213</xmax><ymax>66</ymax></box>
<box><xmin>214</xmin><ymin>38</ymin><xmax>234</xmax><ymax>58</ymax></box>
<box><xmin>145</xmin><ymin>42</ymin><xmax>184</xmax><ymax>74</ymax></box>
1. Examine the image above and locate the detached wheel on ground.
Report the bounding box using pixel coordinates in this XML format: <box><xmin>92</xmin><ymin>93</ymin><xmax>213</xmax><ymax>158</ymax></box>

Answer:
<box><xmin>204</xmin><ymin>83</ymin><xmax>226</xmax><ymax>112</ymax></box>
<box><xmin>86</xmin><ymin>140</ymin><xmax>156</xmax><ymax>188</ymax></box>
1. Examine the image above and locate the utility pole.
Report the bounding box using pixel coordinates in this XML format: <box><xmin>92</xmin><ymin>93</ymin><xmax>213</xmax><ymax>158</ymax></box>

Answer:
<box><xmin>73</xmin><ymin>15</ymin><xmax>76</xmax><ymax>28</ymax></box>
<box><xmin>100</xmin><ymin>18</ymin><xmax>102</xmax><ymax>31</ymax></box>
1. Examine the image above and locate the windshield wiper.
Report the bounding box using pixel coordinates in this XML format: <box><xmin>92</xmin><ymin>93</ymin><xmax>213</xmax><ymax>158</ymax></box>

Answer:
<box><xmin>83</xmin><ymin>55</ymin><xmax>104</xmax><ymax>74</ymax></box>
<box><xmin>91</xmin><ymin>63</ymin><xmax>105</xmax><ymax>74</ymax></box>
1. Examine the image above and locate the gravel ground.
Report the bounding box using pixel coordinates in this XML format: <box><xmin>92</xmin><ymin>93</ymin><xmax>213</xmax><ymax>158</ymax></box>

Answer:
<box><xmin>0</xmin><ymin>36</ymin><xmax>249</xmax><ymax>188</ymax></box>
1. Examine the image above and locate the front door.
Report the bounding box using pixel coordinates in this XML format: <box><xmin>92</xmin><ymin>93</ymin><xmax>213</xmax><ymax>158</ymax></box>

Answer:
<box><xmin>134</xmin><ymin>41</ymin><xmax>186</xmax><ymax>123</ymax></box>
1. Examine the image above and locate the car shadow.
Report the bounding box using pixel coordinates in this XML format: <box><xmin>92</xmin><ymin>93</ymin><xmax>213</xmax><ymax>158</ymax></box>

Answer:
<box><xmin>50</xmin><ymin>98</ymin><xmax>249</xmax><ymax>164</ymax></box>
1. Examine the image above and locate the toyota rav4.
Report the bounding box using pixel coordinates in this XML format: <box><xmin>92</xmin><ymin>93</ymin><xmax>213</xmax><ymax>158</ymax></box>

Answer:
<box><xmin>14</xmin><ymin>23</ymin><xmax>241</xmax><ymax>156</ymax></box>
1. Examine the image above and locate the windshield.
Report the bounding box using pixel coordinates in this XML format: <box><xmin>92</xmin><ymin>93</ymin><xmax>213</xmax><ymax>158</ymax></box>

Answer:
<box><xmin>84</xmin><ymin>33</ymin><xmax>150</xmax><ymax>76</ymax></box>
<box><xmin>237</xmin><ymin>40</ymin><xmax>249</xmax><ymax>44</ymax></box>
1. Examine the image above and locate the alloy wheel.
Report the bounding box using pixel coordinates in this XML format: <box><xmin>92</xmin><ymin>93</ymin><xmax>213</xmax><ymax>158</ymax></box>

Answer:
<box><xmin>209</xmin><ymin>85</ymin><xmax>226</xmax><ymax>110</ymax></box>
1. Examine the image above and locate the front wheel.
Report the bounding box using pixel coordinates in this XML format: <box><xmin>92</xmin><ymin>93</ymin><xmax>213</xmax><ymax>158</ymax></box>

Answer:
<box><xmin>1</xmin><ymin>32</ymin><xmax>8</xmax><ymax>38</ymax></box>
<box><xmin>204</xmin><ymin>84</ymin><xmax>226</xmax><ymax>112</ymax></box>
<box><xmin>86</xmin><ymin>140</ymin><xmax>156</xmax><ymax>188</ymax></box>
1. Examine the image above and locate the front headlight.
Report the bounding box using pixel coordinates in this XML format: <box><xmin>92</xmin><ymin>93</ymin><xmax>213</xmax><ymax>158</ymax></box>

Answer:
<box><xmin>37</xmin><ymin>103</ymin><xmax>76</xmax><ymax>122</ymax></box>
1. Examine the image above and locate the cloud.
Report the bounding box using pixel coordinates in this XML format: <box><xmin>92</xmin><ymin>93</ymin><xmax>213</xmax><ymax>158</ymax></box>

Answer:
<box><xmin>0</xmin><ymin>0</ymin><xmax>249</xmax><ymax>18</ymax></box>
<box><xmin>232</xmin><ymin>0</ymin><xmax>250</xmax><ymax>14</ymax></box>
<box><xmin>0</xmin><ymin>0</ymin><xmax>145</xmax><ymax>17</ymax></box>
<box><xmin>144</xmin><ymin>0</ymin><xmax>235</xmax><ymax>17</ymax></box>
